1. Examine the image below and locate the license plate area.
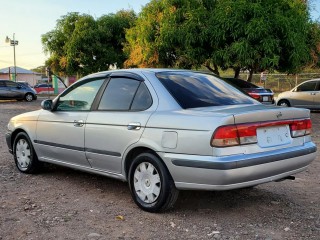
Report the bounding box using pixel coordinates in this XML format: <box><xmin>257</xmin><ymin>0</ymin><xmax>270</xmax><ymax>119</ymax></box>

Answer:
<box><xmin>257</xmin><ymin>125</ymin><xmax>291</xmax><ymax>148</ymax></box>
<box><xmin>262</xmin><ymin>96</ymin><xmax>269</xmax><ymax>102</ymax></box>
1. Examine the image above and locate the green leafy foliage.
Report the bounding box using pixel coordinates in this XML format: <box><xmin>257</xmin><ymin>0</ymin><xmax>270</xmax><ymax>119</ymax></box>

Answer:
<box><xmin>124</xmin><ymin>0</ymin><xmax>319</xmax><ymax>79</ymax></box>
<box><xmin>42</xmin><ymin>11</ymin><xmax>136</xmax><ymax>76</ymax></box>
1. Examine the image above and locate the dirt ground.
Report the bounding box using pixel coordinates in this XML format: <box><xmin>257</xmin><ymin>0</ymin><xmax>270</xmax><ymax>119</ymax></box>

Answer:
<box><xmin>0</xmin><ymin>99</ymin><xmax>319</xmax><ymax>240</ymax></box>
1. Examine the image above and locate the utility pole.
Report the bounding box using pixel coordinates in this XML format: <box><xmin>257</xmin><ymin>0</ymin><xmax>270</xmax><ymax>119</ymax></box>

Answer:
<box><xmin>5</xmin><ymin>33</ymin><xmax>19</xmax><ymax>82</ymax></box>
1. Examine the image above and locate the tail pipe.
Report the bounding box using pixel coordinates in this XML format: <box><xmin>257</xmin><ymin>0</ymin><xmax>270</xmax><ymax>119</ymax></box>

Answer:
<box><xmin>275</xmin><ymin>176</ymin><xmax>295</xmax><ymax>182</ymax></box>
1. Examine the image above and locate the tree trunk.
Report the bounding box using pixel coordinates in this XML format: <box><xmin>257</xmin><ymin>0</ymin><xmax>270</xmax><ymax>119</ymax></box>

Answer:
<box><xmin>233</xmin><ymin>67</ymin><xmax>240</xmax><ymax>79</ymax></box>
<box><xmin>247</xmin><ymin>69</ymin><xmax>254</xmax><ymax>82</ymax></box>
<box><xmin>205</xmin><ymin>63</ymin><xmax>220</xmax><ymax>76</ymax></box>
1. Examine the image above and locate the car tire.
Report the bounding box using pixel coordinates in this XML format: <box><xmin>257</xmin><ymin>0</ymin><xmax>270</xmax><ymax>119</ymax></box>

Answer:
<box><xmin>25</xmin><ymin>93</ymin><xmax>34</xmax><ymax>102</ymax></box>
<box><xmin>128</xmin><ymin>152</ymin><xmax>179</xmax><ymax>212</ymax></box>
<box><xmin>13</xmin><ymin>132</ymin><xmax>42</xmax><ymax>174</ymax></box>
<box><xmin>277</xmin><ymin>100</ymin><xmax>290</xmax><ymax>107</ymax></box>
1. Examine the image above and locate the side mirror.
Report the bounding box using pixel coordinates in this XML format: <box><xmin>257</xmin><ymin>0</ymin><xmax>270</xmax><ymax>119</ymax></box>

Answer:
<box><xmin>41</xmin><ymin>99</ymin><xmax>53</xmax><ymax>111</ymax></box>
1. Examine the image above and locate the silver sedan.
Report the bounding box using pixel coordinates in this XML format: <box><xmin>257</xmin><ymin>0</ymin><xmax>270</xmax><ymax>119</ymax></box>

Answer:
<box><xmin>276</xmin><ymin>79</ymin><xmax>320</xmax><ymax>109</ymax></box>
<box><xmin>5</xmin><ymin>69</ymin><xmax>317</xmax><ymax>212</ymax></box>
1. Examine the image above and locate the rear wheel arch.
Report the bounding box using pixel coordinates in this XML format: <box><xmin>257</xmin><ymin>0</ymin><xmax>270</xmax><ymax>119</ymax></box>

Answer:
<box><xmin>124</xmin><ymin>147</ymin><xmax>158</xmax><ymax>179</ymax></box>
<box><xmin>277</xmin><ymin>99</ymin><xmax>291</xmax><ymax>107</ymax></box>
<box><xmin>124</xmin><ymin>146</ymin><xmax>174</xmax><ymax>181</ymax></box>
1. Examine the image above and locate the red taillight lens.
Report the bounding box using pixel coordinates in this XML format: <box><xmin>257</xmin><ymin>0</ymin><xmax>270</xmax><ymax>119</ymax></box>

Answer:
<box><xmin>290</xmin><ymin>119</ymin><xmax>312</xmax><ymax>137</ymax></box>
<box><xmin>305</xmin><ymin>119</ymin><xmax>312</xmax><ymax>135</ymax></box>
<box><xmin>248</xmin><ymin>93</ymin><xmax>260</xmax><ymax>100</ymax></box>
<box><xmin>211</xmin><ymin>124</ymin><xmax>258</xmax><ymax>147</ymax></box>
<box><xmin>237</xmin><ymin>123</ymin><xmax>259</xmax><ymax>145</ymax></box>
<box><xmin>211</xmin><ymin>118</ymin><xmax>312</xmax><ymax>147</ymax></box>
<box><xmin>211</xmin><ymin>125</ymin><xmax>239</xmax><ymax>147</ymax></box>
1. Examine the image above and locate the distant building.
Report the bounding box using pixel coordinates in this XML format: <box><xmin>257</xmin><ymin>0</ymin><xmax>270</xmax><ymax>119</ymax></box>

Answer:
<box><xmin>0</xmin><ymin>66</ymin><xmax>41</xmax><ymax>86</ymax></box>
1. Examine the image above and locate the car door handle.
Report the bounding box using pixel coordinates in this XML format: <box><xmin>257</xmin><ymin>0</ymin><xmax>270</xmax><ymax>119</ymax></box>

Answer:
<box><xmin>127</xmin><ymin>122</ymin><xmax>141</xmax><ymax>130</ymax></box>
<box><xmin>74</xmin><ymin>120</ymin><xmax>84</xmax><ymax>127</ymax></box>
<box><xmin>311</xmin><ymin>92</ymin><xmax>316</xmax><ymax>95</ymax></box>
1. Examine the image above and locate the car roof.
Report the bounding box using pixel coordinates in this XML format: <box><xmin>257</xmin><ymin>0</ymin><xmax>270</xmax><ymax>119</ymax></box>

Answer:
<box><xmin>300</xmin><ymin>78</ymin><xmax>320</xmax><ymax>83</ymax></box>
<box><xmin>84</xmin><ymin>68</ymin><xmax>214</xmax><ymax>80</ymax></box>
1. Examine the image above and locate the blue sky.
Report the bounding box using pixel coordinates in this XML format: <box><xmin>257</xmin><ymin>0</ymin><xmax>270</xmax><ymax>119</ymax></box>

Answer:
<box><xmin>0</xmin><ymin>0</ymin><xmax>149</xmax><ymax>69</ymax></box>
<box><xmin>0</xmin><ymin>0</ymin><xmax>319</xmax><ymax>70</ymax></box>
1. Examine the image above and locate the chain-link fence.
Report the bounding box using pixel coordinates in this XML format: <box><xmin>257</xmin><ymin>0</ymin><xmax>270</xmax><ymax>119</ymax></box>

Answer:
<box><xmin>237</xmin><ymin>73</ymin><xmax>320</xmax><ymax>92</ymax></box>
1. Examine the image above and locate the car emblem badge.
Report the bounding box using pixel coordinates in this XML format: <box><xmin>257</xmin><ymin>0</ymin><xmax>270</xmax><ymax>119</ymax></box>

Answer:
<box><xmin>276</xmin><ymin>112</ymin><xmax>282</xmax><ymax>119</ymax></box>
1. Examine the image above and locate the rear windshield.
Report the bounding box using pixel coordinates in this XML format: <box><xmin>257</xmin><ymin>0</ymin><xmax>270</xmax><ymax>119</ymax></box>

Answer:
<box><xmin>223</xmin><ymin>78</ymin><xmax>259</xmax><ymax>89</ymax></box>
<box><xmin>156</xmin><ymin>71</ymin><xmax>255</xmax><ymax>109</ymax></box>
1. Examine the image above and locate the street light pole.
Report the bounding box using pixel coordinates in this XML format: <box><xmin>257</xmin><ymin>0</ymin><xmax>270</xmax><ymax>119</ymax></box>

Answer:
<box><xmin>5</xmin><ymin>33</ymin><xmax>18</xmax><ymax>82</ymax></box>
<box><xmin>13</xmin><ymin>33</ymin><xmax>17</xmax><ymax>82</ymax></box>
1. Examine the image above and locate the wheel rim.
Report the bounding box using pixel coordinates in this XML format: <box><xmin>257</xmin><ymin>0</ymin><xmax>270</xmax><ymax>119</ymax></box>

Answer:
<box><xmin>280</xmin><ymin>101</ymin><xmax>289</xmax><ymax>107</ymax></box>
<box><xmin>133</xmin><ymin>162</ymin><xmax>161</xmax><ymax>203</ymax></box>
<box><xmin>15</xmin><ymin>139</ymin><xmax>31</xmax><ymax>170</ymax></box>
<box><xmin>26</xmin><ymin>94</ymin><xmax>33</xmax><ymax>101</ymax></box>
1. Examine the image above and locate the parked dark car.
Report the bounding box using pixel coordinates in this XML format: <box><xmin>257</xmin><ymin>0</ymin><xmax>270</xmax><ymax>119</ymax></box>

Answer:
<box><xmin>0</xmin><ymin>79</ymin><xmax>37</xmax><ymax>101</ymax></box>
<box><xmin>17</xmin><ymin>81</ymin><xmax>33</xmax><ymax>88</ymax></box>
<box><xmin>223</xmin><ymin>78</ymin><xmax>274</xmax><ymax>104</ymax></box>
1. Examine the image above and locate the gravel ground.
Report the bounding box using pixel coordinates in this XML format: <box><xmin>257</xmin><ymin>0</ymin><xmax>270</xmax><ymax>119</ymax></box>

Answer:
<box><xmin>0</xmin><ymin>99</ymin><xmax>319</xmax><ymax>240</ymax></box>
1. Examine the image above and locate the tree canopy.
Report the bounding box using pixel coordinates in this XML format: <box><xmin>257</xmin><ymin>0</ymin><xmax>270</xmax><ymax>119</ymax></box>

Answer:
<box><xmin>41</xmin><ymin>1</ymin><xmax>320</xmax><ymax>79</ymax></box>
<box><xmin>42</xmin><ymin>10</ymin><xmax>136</xmax><ymax>76</ymax></box>
<box><xmin>124</xmin><ymin>0</ymin><xmax>320</xmax><ymax>80</ymax></box>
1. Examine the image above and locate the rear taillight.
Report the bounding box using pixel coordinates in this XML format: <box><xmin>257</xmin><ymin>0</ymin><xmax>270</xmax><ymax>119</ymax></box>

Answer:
<box><xmin>211</xmin><ymin>125</ymin><xmax>239</xmax><ymax>147</ymax></box>
<box><xmin>248</xmin><ymin>92</ymin><xmax>260</xmax><ymax>100</ymax></box>
<box><xmin>237</xmin><ymin>123</ymin><xmax>259</xmax><ymax>145</ymax></box>
<box><xmin>211</xmin><ymin>118</ymin><xmax>312</xmax><ymax>147</ymax></box>
<box><xmin>290</xmin><ymin>119</ymin><xmax>312</xmax><ymax>137</ymax></box>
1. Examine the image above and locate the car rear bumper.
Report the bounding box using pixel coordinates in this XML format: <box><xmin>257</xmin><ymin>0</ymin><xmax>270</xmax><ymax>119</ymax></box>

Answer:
<box><xmin>160</xmin><ymin>142</ymin><xmax>317</xmax><ymax>190</ymax></box>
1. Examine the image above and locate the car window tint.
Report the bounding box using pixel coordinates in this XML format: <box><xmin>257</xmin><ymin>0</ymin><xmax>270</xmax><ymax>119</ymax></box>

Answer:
<box><xmin>98</xmin><ymin>78</ymin><xmax>140</xmax><ymax>111</ymax></box>
<box><xmin>297</xmin><ymin>81</ymin><xmax>317</xmax><ymax>92</ymax></box>
<box><xmin>0</xmin><ymin>81</ymin><xmax>5</xmax><ymax>87</ymax></box>
<box><xmin>131</xmin><ymin>82</ymin><xmax>153</xmax><ymax>111</ymax></box>
<box><xmin>156</xmin><ymin>72</ymin><xmax>255</xmax><ymax>109</ymax></box>
<box><xmin>56</xmin><ymin>79</ymin><xmax>104</xmax><ymax>111</ymax></box>
<box><xmin>5</xmin><ymin>81</ymin><xmax>18</xmax><ymax>88</ymax></box>
<box><xmin>224</xmin><ymin>78</ymin><xmax>259</xmax><ymax>88</ymax></box>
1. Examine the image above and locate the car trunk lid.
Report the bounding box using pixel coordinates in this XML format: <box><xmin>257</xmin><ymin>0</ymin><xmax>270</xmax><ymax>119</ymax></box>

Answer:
<box><xmin>197</xmin><ymin>104</ymin><xmax>311</xmax><ymax>156</ymax></box>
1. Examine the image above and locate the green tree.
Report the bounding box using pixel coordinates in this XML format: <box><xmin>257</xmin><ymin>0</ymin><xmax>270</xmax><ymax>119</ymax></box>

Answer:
<box><xmin>124</xmin><ymin>0</ymin><xmax>216</xmax><ymax>70</ymax></box>
<box><xmin>125</xmin><ymin>0</ymin><xmax>317</xmax><ymax>80</ymax></box>
<box><xmin>42</xmin><ymin>12</ymin><xmax>80</xmax><ymax>75</ymax></box>
<box><xmin>42</xmin><ymin>10</ymin><xmax>136</xmax><ymax>76</ymax></box>
<box><xmin>211</xmin><ymin>0</ymin><xmax>320</xmax><ymax>79</ymax></box>
<box><xmin>307</xmin><ymin>22</ymin><xmax>320</xmax><ymax>68</ymax></box>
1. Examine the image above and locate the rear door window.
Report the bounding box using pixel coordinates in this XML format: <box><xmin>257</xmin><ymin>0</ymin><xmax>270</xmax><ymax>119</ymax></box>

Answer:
<box><xmin>98</xmin><ymin>78</ymin><xmax>152</xmax><ymax>111</ymax></box>
<box><xmin>131</xmin><ymin>83</ymin><xmax>153</xmax><ymax>111</ymax></box>
<box><xmin>98</xmin><ymin>78</ymin><xmax>141</xmax><ymax>111</ymax></box>
<box><xmin>297</xmin><ymin>81</ymin><xmax>317</xmax><ymax>92</ymax></box>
